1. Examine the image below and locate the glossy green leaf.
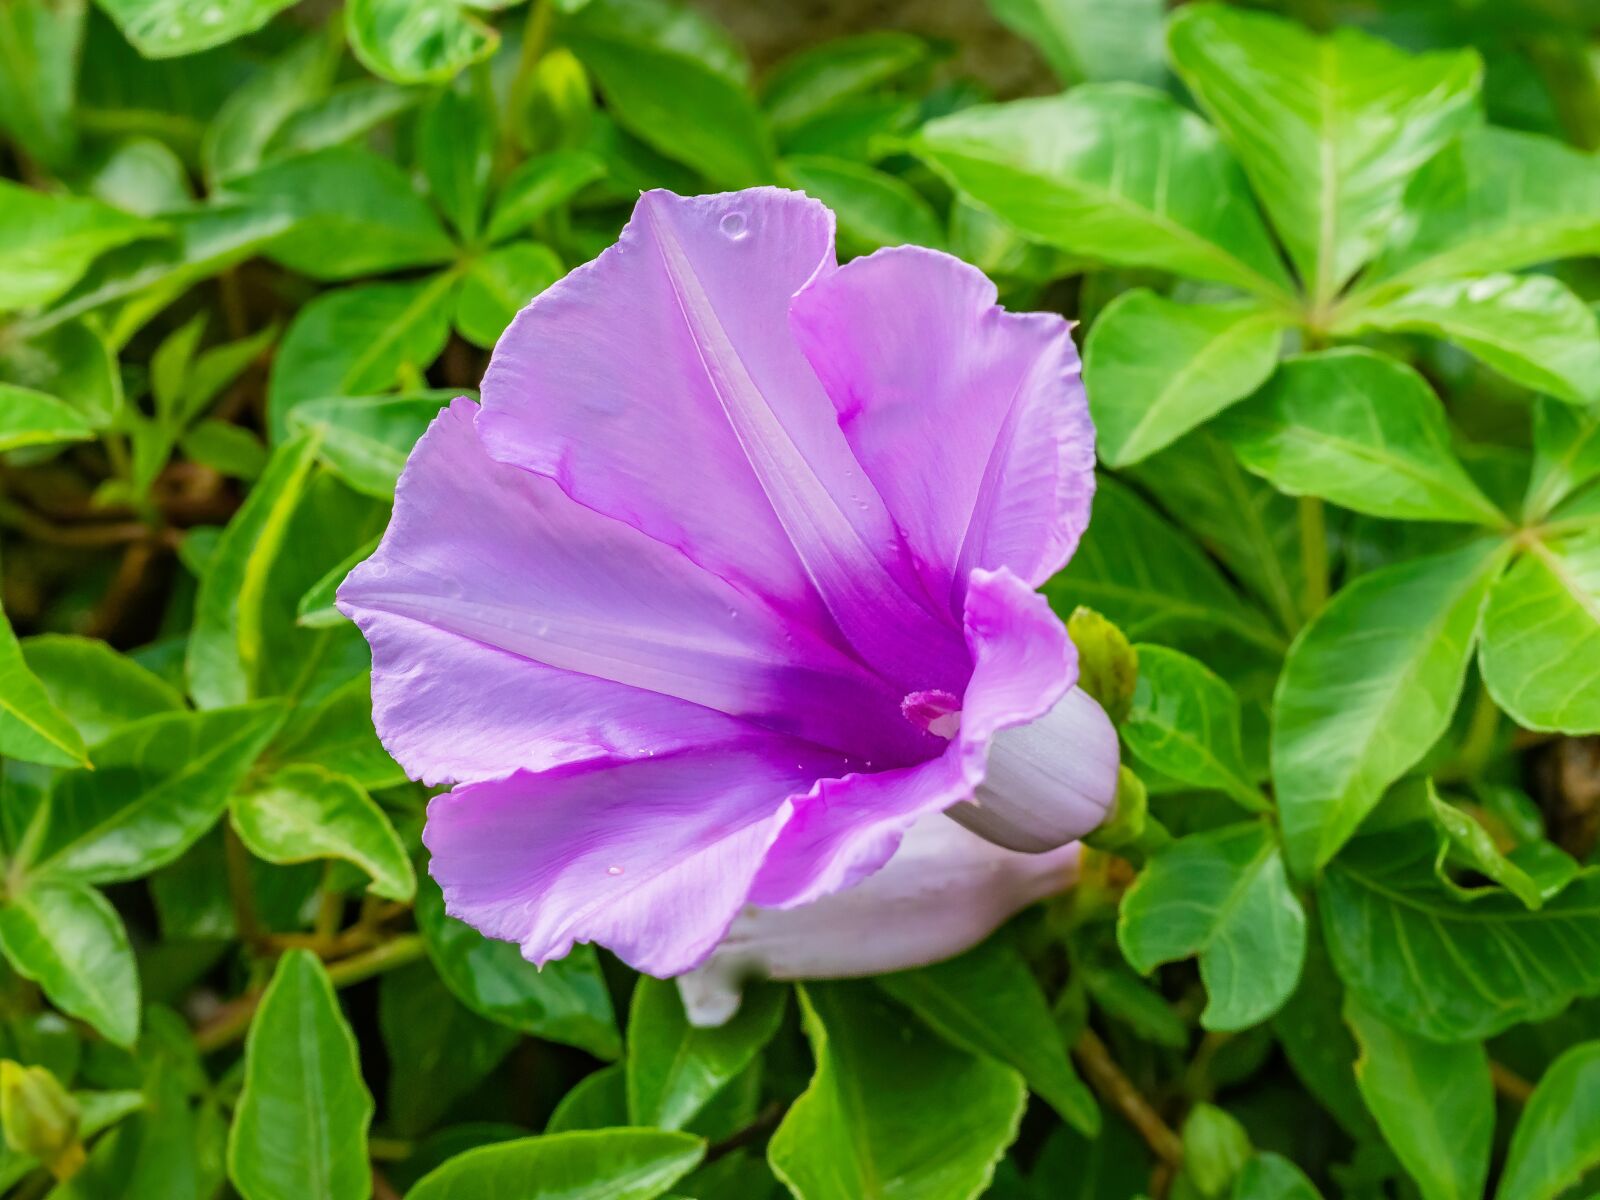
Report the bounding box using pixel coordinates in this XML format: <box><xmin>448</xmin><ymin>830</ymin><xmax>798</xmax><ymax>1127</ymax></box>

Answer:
<box><xmin>222</xmin><ymin>147</ymin><xmax>454</xmax><ymax>282</ymax></box>
<box><xmin>547</xmin><ymin>1064</ymin><xmax>628</xmax><ymax>1134</ymax></box>
<box><xmin>1346</xmin><ymin>996</ymin><xmax>1492</xmax><ymax>1200</ymax></box>
<box><xmin>916</xmin><ymin>86</ymin><xmax>1293</xmax><ymax>297</ymax></box>
<box><xmin>1219</xmin><ymin>349</ymin><xmax>1503</xmax><ymax>525</ymax></box>
<box><xmin>627</xmin><ymin>976</ymin><xmax>784</xmax><ymax>1131</ymax></box>
<box><xmin>289</xmin><ymin>391</ymin><xmax>454</xmax><ymax>497</ymax></box>
<box><xmin>564</xmin><ymin>0</ymin><xmax>773</xmax><ymax>187</ymax></box>
<box><xmin>227</xmin><ymin>949</ymin><xmax>372</xmax><ymax>1200</ymax></box>
<box><xmin>407</xmin><ymin>1129</ymin><xmax>705</xmax><ymax>1200</ymax></box>
<box><xmin>1123</xmin><ymin>645</ymin><xmax>1266</xmax><ymax>811</ymax></box>
<box><xmin>0</xmin><ymin>182</ymin><xmax>161</xmax><ymax>312</ymax></box>
<box><xmin>486</xmin><ymin>150</ymin><xmax>606</xmax><ymax>244</ymax></box>
<box><xmin>455</xmin><ymin>242</ymin><xmax>564</xmax><ymax>349</ymax></box>
<box><xmin>418</xmin><ymin>79</ymin><xmax>494</xmax><ymax>244</ymax></box>
<box><xmin>878</xmin><ymin>937</ymin><xmax>1099</xmax><ymax>1136</ymax></box>
<box><xmin>201</xmin><ymin>30</ymin><xmax>340</xmax><ymax>186</ymax></box>
<box><xmin>769</xmin><ymin>983</ymin><xmax>1026</xmax><ymax>1200</ymax></box>
<box><xmin>1423</xmin><ymin>780</ymin><xmax>1550</xmax><ymax>909</ymax></box>
<box><xmin>0</xmin><ymin>0</ymin><xmax>82</xmax><ymax>169</ymax></box>
<box><xmin>1367</xmin><ymin>125</ymin><xmax>1600</xmax><ymax>289</ymax></box>
<box><xmin>267</xmin><ymin>670</ymin><xmax>403</xmax><ymax>788</ymax></box>
<box><xmin>1526</xmin><ymin>397</ymin><xmax>1600</xmax><ymax>520</ymax></box>
<box><xmin>1120</xmin><ymin>821</ymin><xmax>1305</xmax><ymax>1030</ymax></box>
<box><xmin>29</xmin><ymin>702</ymin><xmax>283</xmax><ymax>885</ymax></box>
<box><xmin>762</xmin><ymin>32</ymin><xmax>928</xmax><ymax>134</ymax></box>
<box><xmin>187</xmin><ymin>434</ymin><xmax>321</xmax><ymax>709</ymax></box>
<box><xmin>181</xmin><ymin>418</ymin><xmax>267</xmax><ymax>480</ymax></box>
<box><xmin>1045</xmin><ymin>477</ymin><xmax>1283</xmax><ymax>655</ymax></box>
<box><xmin>986</xmin><ymin>0</ymin><xmax>1163</xmax><ymax>87</ymax></box>
<box><xmin>266</xmin><ymin>276</ymin><xmax>457</xmax><ymax>440</ymax></box>
<box><xmin>415</xmin><ymin>874</ymin><xmax>621</xmax><ymax>1059</ymax></box>
<box><xmin>295</xmin><ymin>537</ymin><xmax>380</xmax><ymax>630</ymax></box>
<box><xmin>19</xmin><ymin>634</ymin><xmax>182</xmax><ymax>746</ymax></box>
<box><xmin>1335</xmin><ymin>274</ymin><xmax>1600</xmax><ymax>406</ymax></box>
<box><xmin>1231</xmin><ymin>1153</ymin><xmax>1325</xmax><ymax>1200</ymax></box>
<box><xmin>0</xmin><ymin>385</ymin><xmax>95</xmax><ymax>455</ymax></box>
<box><xmin>1480</xmin><ymin>532</ymin><xmax>1600</xmax><ymax>734</ymax></box>
<box><xmin>1084</xmin><ymin>291</ymin><xmax>1284</xmax><ymax>468</ymax></box>
<box><xmin>1273</xmin><ymin>540</ymin><xmax>1509</xmax><ymax>875</ymax></box>
<box><xmin>0</xmin><ymin>319</ymin><xmax>123</xmax><ymax>428</ymax></box>
<box><xmin>1167</xmin><ymin>3</ymin><xmax>1480</xmax><ymax>298</ymax></box>
<box><xmin>268</xmin><ymin>79</ymin><xmax>419</xmax><ymax>159</ymax></box>
<box><xmin>0</xmin><ymin>604</ymin><xmax>88</xmax><ymax>770</ymax></box>
<box><xmin>0</xmin><ymin>880</ymin><xmax>138</xmax><ymax>1046</ymax></box>
<box><xmin>345</xmin><ymin>0</ymin><xmax>497</xmax><ymax>85</ymax></box>
<box><xmin>231</xmin><ymin>765</ymin><xmax>414</xmax><ymax>900</ymax></box>
<box><xmin>1321</xmin><ymin>822</ymin><xmax>1600</xmax><ymax>1041</ymax></box>
<box><xmin>1182</xmin><ymin>1103</ymin><xmax>1252</xmax><ymax>1196</ymax></box>
<box><xmin>778</xmin><ymin>156</ymin><xmax>942</xmax><ymax>253</ymax></box>
<box><xmin>1498</xmin><ymin>1040</ymin><xmax>1600</xmax><ymax>1200</ymax></box>
<box><xmin>96</xmin><ymin>0</ymin><xmax>297</xmax><ymax>56</ymax></box>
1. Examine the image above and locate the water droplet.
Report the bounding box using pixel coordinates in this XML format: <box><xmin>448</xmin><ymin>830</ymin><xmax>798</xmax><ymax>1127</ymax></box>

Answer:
<box><xmin>368</xmin><ymin>562</ymin><xmax>389</xmax><ymax>579</ymax></box>
<box><xmin>719</xmin><ymin>210</ymin><xmax>748</xmax><ymax>240</ymax></box>
<box><xmin>607</xmin><ymin>865</ymin><xmax>624</xmax><ymax>876</ymax></box>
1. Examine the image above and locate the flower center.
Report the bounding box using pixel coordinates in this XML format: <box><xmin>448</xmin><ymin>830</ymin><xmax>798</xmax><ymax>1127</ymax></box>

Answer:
<box><xmin>901</xmin><ymin>689</ymin><xmax>962</xmax><ymax>740</ymax></box>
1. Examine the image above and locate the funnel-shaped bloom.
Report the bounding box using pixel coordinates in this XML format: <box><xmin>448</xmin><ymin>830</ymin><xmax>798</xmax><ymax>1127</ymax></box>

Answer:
<box><xmin>339</xmin><ymin>187</ymin><xmax>1118</xmax><ymax>978</ymax></box>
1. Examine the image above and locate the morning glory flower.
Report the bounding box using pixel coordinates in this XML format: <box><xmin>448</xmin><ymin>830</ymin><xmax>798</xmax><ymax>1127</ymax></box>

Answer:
<box><xmin>677</xmin><ymin>812</ymin><xmax>1082</xmax><ymax>1026</ymax></box>
<box><xmin>339</xmin><ymin>187</ymin><xmax>1119</xmax><ymax>979</ymax></box>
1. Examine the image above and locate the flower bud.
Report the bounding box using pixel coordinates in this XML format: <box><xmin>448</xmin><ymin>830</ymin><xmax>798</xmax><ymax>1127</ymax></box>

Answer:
<box><xmin>0</xmin><ymin>1060</ymin><xmax>85</xmax><ymax>1181</ymax></box>
<box><xmin>1066</xmin><ymin>606</ymin><xmax>1138</xmax><ymax>726</ymax></box>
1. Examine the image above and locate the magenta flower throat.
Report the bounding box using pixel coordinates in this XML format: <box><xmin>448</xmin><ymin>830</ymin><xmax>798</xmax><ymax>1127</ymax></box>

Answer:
<box><xmin>338</xmin><ymin>187</ymin><xmax>1119</xmax><ymax>977</ymax></box>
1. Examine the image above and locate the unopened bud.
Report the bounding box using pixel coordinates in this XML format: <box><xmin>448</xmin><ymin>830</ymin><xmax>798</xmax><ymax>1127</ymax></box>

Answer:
<box><xmin>1067</xmin><ymin>607</ymin><xmax>1138</xmax><ymax>725</ymax></box>
<box><xmin>0</xmin><ymin>1061</ymin><xmax>84</xmax><ymax>1180</ymax></box>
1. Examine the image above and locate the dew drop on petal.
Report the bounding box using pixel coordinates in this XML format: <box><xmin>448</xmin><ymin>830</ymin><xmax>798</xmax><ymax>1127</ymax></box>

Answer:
<box><xmin>719</xmin><ymin>210</ymin><xmax>747</xmax><ymax>240</ymax></box>
<box><xmin>607</xmin><ymin>865</ymin><xmax>624</xmax><ymax>876</ymax></box>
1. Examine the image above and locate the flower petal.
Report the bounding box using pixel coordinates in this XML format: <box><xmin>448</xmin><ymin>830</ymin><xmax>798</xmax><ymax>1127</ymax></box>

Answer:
<box><xmin>424</xmin><ymin>737</ymin><xmax>848</xmax><ymax>977</ymax></box>
<box><xmin>678</xmin><ymin>814</ymin><xmax>1081</xmax><ymax>1026</ymax></box>
<box><xmin>945</xmin><ymin>567</ymin><xmax>1118</xmax><ymax>852</ymax></box>
<box><xmin>790</xmin><ymin>246</ymin><xmax>1095</xmax><ymax>614</ymax></box>
<box><xmin>340</xmin><ymin>398</ymin><xmax>923</xmax><ymax>780</ymax></box>
<box><xmin>477</xmin><ymin>188</ymin><xmax>966</xmax><ymax>691</ymax></box>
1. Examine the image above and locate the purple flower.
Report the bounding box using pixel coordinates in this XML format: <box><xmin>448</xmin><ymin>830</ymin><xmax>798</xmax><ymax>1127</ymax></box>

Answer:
<box><xmin>338</xmin><ymin>187</ymin><xmax>1119</xmax><ymax>979</ymax></box>
<box><xmin>677</xmin><ymin>813</ymin><xmax>1082</xmax><ymax>1026</ymax></box>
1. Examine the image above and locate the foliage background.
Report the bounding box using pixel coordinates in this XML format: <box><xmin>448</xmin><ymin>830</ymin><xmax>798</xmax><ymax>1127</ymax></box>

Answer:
<box><xmin>3</xmin><ymin>0</ymin><xmax>1600</xmax><ymax>1196</ymax></box>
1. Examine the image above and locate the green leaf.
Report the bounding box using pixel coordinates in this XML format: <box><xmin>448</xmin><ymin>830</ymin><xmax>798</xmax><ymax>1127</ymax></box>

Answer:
<box><xmin>1119</xmin><ymin>822</ymin><xmax>1305</xmax><ymax>1031</ymax></box>
<box><xmin>227</xmin><ymin>950</ymin><xmax>372</xmax><ymax>1200</ymax></box>
<box><xmin>1367</xmin><ymin>126</ymin><xmax>1600</xmax><ymax>289</ymax></box>
<box><xmin>1480</xmin><ymin>532</ymin><xmax>1600</xmax><ymax>734</ymax></box>
<box><xmin>187</xmin><ymin>434</ymin><xmax>321</xmax><ymax>709</ymax></box>
<box><xmin>181</xmin><ymin>419</ymin><xmax>267</xmax><ymax>481</ymax></box>
<box><xmin>222</xmin><ymin>147</ymin><xmax>455</xmax><ymax>282</ymax></box>
<box><xmin>0</xmin><ymin>383</ymin><xmax>93</xmax><ymax>453</ymax></box>
<box><xmin>1526</xmin><ymin>397</ymin><xmax>1600</xmax><ymax>520</ymax></box>
<box><xmin>1181</xmin><ymin>1103</ymin><xmax>1252</xmax><ymax>1196</ymax></box>
<box><xmin>915</xmin><ymin>86</ymin><xmax>1293</xmax><ymax>298</ymax></box>
<box><xmin>878</xmin><ymin>937</ymin><xmax>1100</xmax><ymax>1136</ymax></box>
<box><xmin>769</xmin><ymin>983</ymin><xmax>1026</xmax><ymax>1200</ymax></box>
<box><xmin>407</xmin><ymin>1129</ymin><xmax>705</xmax><ymax>1200</ymax></box>
<box><xmin>1335</xmin><ymin>274</ymin><xmax>1600</xmax><ymax>406</ymax></box>
<box><xmin>231</xmin><ymin>765</ymin><xmax>415</xmax><ymax>901</ymax></box>
<box><xmin>455</xmin><ymin>242</ymin><xmax>564</xmax><ymax>349</ymax></box>
<box><xmin>1422</xmin><ymin>780</ymin><xmax>1551</xmax><ymax>909</ymax></box>
<box><xmin>1123</xmin><ymin>645</ymin><xmax>1266</xmax><ymax>811</ymax></box>
<box><xmin>418</xmin><ymin>78</ymin><xmax>494</xmax><ymax>244</ymax></box>
<box><xmin>267</xmin><ymin>670</ymin><xmax>404</xmax><ymax>789</ymax></box>
<box><xmin>1219</xmin><ymin>349</ymin><xmax>1504</xmax><ymax>525</ymax></box>
<box><xmin>778</xmin><ymin>156</ymin><xmax>943</xmax><ymax>254</ymax></box>
<box><xmin>1044</xmin><ymin>477</ymin><xmax>1283</xmax><ymax>655</ymax></box>
<box><xmin>486</xmin><ymin>150</ymin><xmax>606</xmax><ymax>244</ymax></box>
<box><xmin>1167</xmin><ymin>3</ymin><xmax>1480</xmax><ymax>299</ymax></box>
<box><xmin>0</xmin><ymin>880</ymin><xmax>138</xmax><ymax>1046</ymax></box>
<box><xmin>288</xmin><ymin>391</ymin><xmax>455</xmax><ymax>497</ymax></box>
<box><xmin>1231</xmin><ymin>1153</ymin><xmax>1325</xmax><ymax>1200</ymax></box>
<box><xmin>1345</xmin><ymin>996</ymin><xmax>1492</xmax><ymax>1200</ymax></box>
<box><xmin>266</xmin><ymin>277</ymin><xmax>458</xmax><ymax>440</ymax></box>
<box><xmin>1128</xmin><ymin>431</ymin><xmax>1305</xmax><ymax>635</ymax></box>
<box><xmin>1273</xmin><ymin>540</ymin><xmax>1509</xmax><ymax>875</ymax></box>
<box><xmin>563</xmin><ymin>0</ymin><xmax>773</xmax><ymax>187</ymax></box>
<box><xmin>1498</xmin><ymin>1040</ymin><xmax>1600</xmax><ymax>1200</ymax></box>
<box><xmin>0</xmin><ymin>320</ymin><xmax>123</xmax><ymax>429</ymax></box>
<box><xmin>762</xmin><ymin>32</ymin><xmax>928</xmax><ymax>134</ymax></box>
<box><xmin>547</xmin><ymin>1064</ymin><xmax>627</xmax><ymax>1134</ymax></box>
<box><xmin>19</xmin><ymin>634</ymin><xmax>183</xmax><ymax>746</ymax></box>
<box><xmin>0</xmin><ymin>603</ymin><xmax>88</xmax><ymax>769</ymax></box>
<box><xmin>295</xmin><ymin>538</ymin><xmax>380</xmax><ymax>630</ymax></box>
<box><xmin>379</xmin><ymin>961</ymin><xmax>518</xmax><ymax>1138</ymax></box>
<box><xmin>0</xmin><ymin>182</ymin><xmax>161</xmax><ymax>313</ymax></box>
<box><xmin>346</xmin><ymin>0</ymin><xmax>498</xmax><ymax>85</ymax></box>
<box><xmin>985</xmin><ymin>0</ymin><xmax>1164</xmax><ymax>87</ymax></box>
<box><xmin>94</xmin><ymin>0</ymin><xmax>298</xmax><ymax>56</ymax></box>
<box><xmin>626</xmin><ymin>976</ymin><xmax>784</xmax><ymax>1131</ymax></box>
<box><xmin>1083</xmin><ymin>291</ymin><xmax>1285</xmax><ymax>468</ymax></box>
<box><xmin>29</xmin><ymin>702</ymin><xmax>284</xmax><ymax>885</ymax></box>
<box><xmin>1321</xmin><ymin>822</ymin><xmax>1600</xmax><ymax>1041</ymax></box>
<box><xmin>201</xmin><ymin>30</ymin><xmax>340</xmax><ymax>186</ymax></box>
<box><xmin>268</xmin><ymin>79</ymin><xmax>419</xmax><ymax>160</ymax></box>
<box><xmin>414</xmin><ymin>874</ymin><xmax>621</xmax><ymax>1060</ymax></box>
<box><xmin>0</xmin><ymin>0</ymin><xmax>82</xmax><ymax>170</ymax></box>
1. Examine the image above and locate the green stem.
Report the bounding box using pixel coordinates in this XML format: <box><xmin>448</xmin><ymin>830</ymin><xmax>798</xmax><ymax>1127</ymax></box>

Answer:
<box><xmin>1298</xmin><ymin>495</ymin><xmax>1329</xmax><ymax>617</ymax></box>
<box><xmin>502</xmin><ymin>0</ymin><xmax>554</xmax><ymax>168</ymax></box>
